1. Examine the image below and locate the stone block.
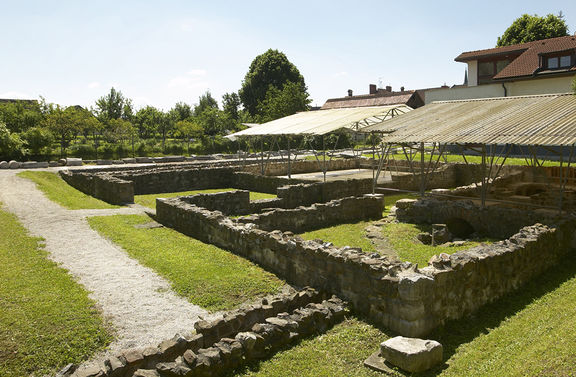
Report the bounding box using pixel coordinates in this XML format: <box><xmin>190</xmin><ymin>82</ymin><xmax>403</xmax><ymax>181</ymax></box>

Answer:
<box><xmin>0</xmin><ymin>161</ymin><xmax>8</xmax><ymax>169</ymax></box>
<box><xmin>133</xmin><ymin>370</ymin><xmax>160</xmax><ymax>377</ymax></box>
<box><xmin>398</xmin><ymin>273</ymin><xmax>433</xmax><ymax>301</ymax></box>
<box><xmin>49</xmin><ymin>160</ymin><xmax>60</xmax><ymax>167</ymax></box>
<box><xmin>380</xmin><ymin>336</ymin><xmax>443</xmax><ymax>373</ymax></box>
<box><xmin>21</xmin><ymin>161</ymin><xmax>39</xmax><ymax>169</ymax></box>
<box><xmin>8</xmin><ymin>160</ymin><xmax>20</xmax><ymax>169</ymax></box>
<box><xmin>135</xmin><ymin>156</ymin><xmax>154</xmax><ymax>163</ymax></box>
<box><xmin>394</xmin><ymin>198</ymin><xmax>417</xmax><ymax>209</ymax></box>
<box><xmin>96</xmin><ymin>160</ymin><xmax>114</xmax><ymax>165</ymax></box>
<box><xmin>66</xmin><ymin>157</ymin><xmax>83</xmax><ymax>166</ymax></box>
<box><xmin>36</xmin><ymin>161</ymin><xmax>49</xmax><ymax>168</ymax></box>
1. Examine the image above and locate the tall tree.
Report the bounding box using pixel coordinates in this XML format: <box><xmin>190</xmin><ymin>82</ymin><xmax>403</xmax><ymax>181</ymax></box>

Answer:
<box><xmin>175</xmin><ymin>119</ymin><xmax>203</xmax><ymax>154</ymax></box>
<box><xmin>257</xmin><ymin>81</ymin><xmax>311</xmax><ymax>122</ymax></box>
<box><xmin>170</xmin><ymin>102</ymin><xmax>193</xmax><ymax>122</ymax></box>
<box><xmin>0</xmin><ymin>122</ymin><xmax>24</xmax><ymax>159</ymax></box>
<box><xmin>95</xmin><ymin>87</ymin><xmax>133</xmax><ymax>122</ymax></box>
<box><xmin>497</xmin><ymin>13</ymin><xmax>569</xmax><ymax>47</ymax></box>
<box><xmin>239</xmin><ymin>49</ymin><xmax>307</xmax><ymax>116</ymax></box>
<box><xmin>222</xmin><ymin>92</ymin><xmax>241</xmax><ymax>120</ymax></box>
<box><xmin>194</xmin><ymin>91</ymin><xmax>219</xmax><ymax>116</ymax></box>
<box><xmin>42</xmin><ymin>105</ymin><xmax>83</xmax><ymax>157</ymax></box>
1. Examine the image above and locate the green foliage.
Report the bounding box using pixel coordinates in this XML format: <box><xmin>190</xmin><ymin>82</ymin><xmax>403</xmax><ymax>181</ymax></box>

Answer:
<box><xmin>239</xmin><ymin>49</ymin><xmax>307</xmax><ymax>116</ymax></box>
<box><xmin>0</xmin><ymin>101</ymin><xmax>43</xmax><ymax>133</ymax></box>
<box><xmin>497</xmin><ymin>13</ymin><xmax>569</xmax><ymax>46</ymax></box>
<box><xmin>0</xmin><ymin>122</ymin><xmax>24</xmax><ymax>159</ymax></box>
<box><xmin>18</xmin><ymin>171</ymin><xmax>119</xmax><ymax>209</ymax></box>
<box><xmin>0</xmin><ymin>206</ymin><xmax>112</xmax><ymax>377</ymax></box>
<box><xmin>88</xmin><ymin>214</ymin><xmax>284</xmax><ymax>311</ymax></box>
<box><xmin>95</xmin><ymin>87</ymin><xmax>133</xmax><ymax>122</ymax></box>
<box><xmin>222</xmin><ymin>92</ymin><xmax>241</xmax><ymax>120</ymax></box>
<box><xmin>572</xmin><ymin>76</ymin><xmax>576</xmax><ymax>93</ymax></box>
<box><xmin>175</xmin><ymin>120</ymin><xmax>203</xmax><ymax>154</ymax></box>
<box><xmin>21</xmin><ymin>126</ymin><xmax>54</xmax><ymax>156</ymax></box>
<box><xmin>257</xmin><ymin>81</ymin><xmax>311</xmax><ymax>122</ymax></box>
<box><xmin>194</xmin><ymin>91</ymin><xmax>219</xmax><ymax>116</ymax></box>
<box><xmin>170</xmin><ymin>102</ymin><xmax>193</xmax><ymax>122</ymax></box>
<box><xmin>134</xmin><ymin>106</ymin><xmax>163</xmax><ymax>138</ymax></box>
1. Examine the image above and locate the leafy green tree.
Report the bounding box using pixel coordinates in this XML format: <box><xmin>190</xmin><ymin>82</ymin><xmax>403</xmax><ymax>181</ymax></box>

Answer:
<box><xmin>170</xmin><ymin>102</ymin><xmax>193</xmax><ymax>122</ymax></box>
<box><xmin>175</xmin><ymin>120</ymin><xmax>203</xmax><ymax>154</ymax></box>
<box><xmin>239</xmin><ymin>49</ymin><xmax>307</xmax><ymax>116</ymax></box>
<box><xmin>0</xmin><ymin>101</ymin><xmax>43</xmax><ymax>133</ymax></box>
<box><xmin>21</xmin><ymin>127</ymin><xmax>54</xmax><ymax>157</ymax></box>
<box><xmin>197</xmin><ymin>107</ymin><xmax>224</xmax><ymax>137</ymax></box>
<box><xmin>0</xmin><ymin>122</ymin><xmax>24</xmax><ymax>159</ymax></box>
<box><xmin>95</xmin><ymin>87</ymin><xmax>133</xmax><ymax>122</ymax></box>
<box><xmin>222</xmin><ymin>92</ymin><xmax>241</xmax><ymax>120</ymax></box>
<box><xmin>497</xmin><ymin>13</ymin><xmax>569</xmax><ymax>46</ymax></box>
<box><xmin>257</xmin><ymin>81</ymin><xmax>311</xmax><ymax>122</ymax></box>
<box><xmin>572</xmin><ymin>77</ymin><xmax>576</xmax><ymax>93</ymax></box>
<box><xmin>42</xmin><ymin>105</ymin><xmax>83</xmax><ymax>157</ymax></box>
<box><xmin>108</xmin><ymin>118</ymin><xmax>137</xmax><ymax>157</ymax></box>
<box><xmin>134</xmin><ymin>106</ymin><xmax>163</xmax><ymax>139</ymax></box>
<box><xmin>194</xmin><ymin>91</ymin><xmax>219</xmax><ymax>116</ymax></box>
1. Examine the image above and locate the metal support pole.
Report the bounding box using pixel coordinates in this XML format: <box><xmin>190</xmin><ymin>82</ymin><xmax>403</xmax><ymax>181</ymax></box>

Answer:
<box><xmin>372</xmin><ymin>134</ymin><xmax>376</xmax><ymax>194</ymax></box>
<box><xmin>481</xmin><ymin>144</ymin><xmax>487</xmax><ymax>208</ymax></box>
<box><xmin>287</xmin><ymin>136</ymin><xmax>291</xmax><ymax>179</ymax></box>
<box><xmin>322</xmin><ymin>135</ymin><xmax>327</xmax><ymax>182</ymax></box>
<box><xmin>419</xmin><ymin>142</ymin><xmax>425</xmax><ymax>198</ymax></box>
<box><xmin>260</xmin><ymin>138</ymin><xmax>265</xmax><ymax>175</ymax></box>
<box><xmin>558</xmin><ymin>145</ymin><xmax>564</xmax><ymax>214</ymax></box>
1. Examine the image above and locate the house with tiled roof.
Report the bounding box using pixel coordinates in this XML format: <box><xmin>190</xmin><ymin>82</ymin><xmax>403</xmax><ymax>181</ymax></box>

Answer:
<box><xmin>424</xmin><ymin>34</ymin><xmax>576</xmax><ymax>103</ymax></box>
<box><xmin>321</xmin><ymin>84</ymin><xmax>424</xmax><ymax>110</ymax></box>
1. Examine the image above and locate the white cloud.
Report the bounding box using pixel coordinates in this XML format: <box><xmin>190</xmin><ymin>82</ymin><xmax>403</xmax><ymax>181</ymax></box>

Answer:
<box><xmin>168</xmin><ymin>69</ymin><xmax>209</xmax><ymax>89</ymax></box>
<box><xmin>0</xmin><ymin>91</ymin><xmax>32</xmax><ymax>99</ymax></box>
<box><xmin>332</xmin><ymin>71</ymin><xmax>348</xmax><ymax>78</ymax></box>
<box><xmin>87</xmin><ymin>81</ymin><xmax>101</xmax><ymax>89</ymax></box>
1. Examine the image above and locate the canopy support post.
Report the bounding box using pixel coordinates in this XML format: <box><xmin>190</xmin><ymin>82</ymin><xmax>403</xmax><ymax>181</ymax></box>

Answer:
<box><xmin>287</xmin><ymin>136</ymin><xmax>292</xmax><ymax>179</ymax></box>
<box><xmin>419</xmin><ymin>142</ymin><xmax>425</xmax><ymax>198</ymax></box>
<box><xmin>322</xmin><ymin>135</ymin><xmax>327</xmax><ymax>183</ymax></box>
<box><xmin>260</xmin><ymin>137</ymin><xmax>265</xmax><ymax>175</ymax></box>
<box><xmin>480</xmin><ymin>144</ymin><xmax>487</xmax><ymax>209</ymax></box>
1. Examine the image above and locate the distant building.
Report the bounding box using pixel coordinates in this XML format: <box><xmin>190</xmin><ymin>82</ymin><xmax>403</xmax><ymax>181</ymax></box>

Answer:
<box><xmin>424</xmin><ymin>34</ymin><xmax>576</xmax><ymax>103</ymax></box>
<box><xmin>321</xmin><ymin>84</ymin><xmax>424</xmax><ymax>109</ymax></box>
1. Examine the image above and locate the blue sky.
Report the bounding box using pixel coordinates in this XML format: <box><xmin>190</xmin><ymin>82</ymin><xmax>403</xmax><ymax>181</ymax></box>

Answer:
<box><xmin>1</xmin><ymin>1</ymin><xmax>575</xmax><ymax>110</ymax></box>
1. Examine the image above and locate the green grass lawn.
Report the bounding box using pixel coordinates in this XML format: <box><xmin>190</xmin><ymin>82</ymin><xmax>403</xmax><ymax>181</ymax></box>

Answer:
<box><xmin>17</xmin><ymin>171</ymin><xmax>119</xmax><ymax>209</ymax></box>
<box><xmin>233</xmin><ymin>316</ymin><xmax>389</xmax><ymax>377</ymax></box>
<box><xmin>364</xmin><ymin>152</ymin><xmax>562</xmax><ymax>167</ymax></box>
<box><xmin>0</xmin><ymin>205</ymin><xmax>112</xmax><ymax>377</ymax></box>
<box><xmin>299</xmin><ymin>221</ymin><xmax>376</xmax><ymax>253</ymax></box>
<box><xmin>88</xmin><ymin>214</ymin><xmax>284</xmax><ymax>311</ymax></box>
<box><xmin>234</xmin><ymin>255</ymin><xmax>576</xmax><ymax>377</ymax></box>
<box><xmin>382</xmin><ymin>223</ymin><xmax>493</xmax><ymax>267</ymax></box>
<box><xmin>135</xmin><ymin>189</ymin><xmax>277</xmax><ymax>209</ymax></box>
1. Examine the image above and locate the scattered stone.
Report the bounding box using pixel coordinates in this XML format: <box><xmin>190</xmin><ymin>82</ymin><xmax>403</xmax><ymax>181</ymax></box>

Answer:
<box><xmin>432</xmin><ymin>224</ymin><xmax>451</xmax><ymax>246</ymax></box>
<box><xmin>0</xmin><ymin>161</ymin><xmax>8</xmax><ymax>169</ymax></box>
<box><xmin>49</xmin><ymin>160</ymin><xmax>60</xmax><ymax>167</ymax></box>
<box><xmin>417</xmin><ymin>232</ymin><xmax>432</xmax><ymax>245</ymax></box>
<box><xmin>8</xmin><ymin>160</ymin><xmax>20</xmax><ymax>169</ymax></box>
<box><xmin>395</xmin><ymin>198</ymin><xmax>417</xmax><ymax>209</ymax></box>
<box><xmin>380</xmin><ymin>336</ymin><xmax>443</xmax><ymax>373</ymax></box>
<box><xmin>133</xmin><ymin>369</ymin><xmax>160</xmax><ymax>377</ymax></box>
<box><xmin>66</xmin><ymin>157</ymin><xmax>83</xmax><ymax>166</ymax></box>
<box><xmin>55</xmin><ymin>363</ymin><xmax>76</xmax><ymax>377</ymax></box>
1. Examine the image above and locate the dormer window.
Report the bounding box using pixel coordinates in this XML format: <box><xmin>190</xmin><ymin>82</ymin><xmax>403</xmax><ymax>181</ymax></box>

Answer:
<box><xmin>477</xmin><ymin>58</ymin><xmax>512</xmax><ymax>84</ymax></box>
<box><xmin>542</xmin><ymin>51</ymin><xmax>574</xmax><ymax>70</ymax></box>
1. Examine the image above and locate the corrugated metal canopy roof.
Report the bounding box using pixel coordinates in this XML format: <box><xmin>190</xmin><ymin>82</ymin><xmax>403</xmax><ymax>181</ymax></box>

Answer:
<box><xmin>226</xmin><ymin>105</ymin><xmax>412</xmax><ymax>140</ymax></box>
<box><xmin>363</xmin><ymin>93</ymin><xmax>576</xmax><ymax>146</ymax></box>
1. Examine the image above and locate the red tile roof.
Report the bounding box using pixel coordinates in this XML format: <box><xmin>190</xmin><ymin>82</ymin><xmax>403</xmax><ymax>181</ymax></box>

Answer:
<box><xmin>455</xmin><ymin>35</ymin><xmax>576</xmax><ymax>80</ymax></box>
<box><xmin>321</xmin><ymin>91</ymin><xmax>419</xmax><ymax>110</ymax></box>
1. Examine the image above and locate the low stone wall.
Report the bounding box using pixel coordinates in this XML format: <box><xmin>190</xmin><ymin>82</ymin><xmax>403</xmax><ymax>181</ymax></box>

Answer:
<box><xmin>395</xmin><ymin>198</ymin><xmax>556</xmax><ymax>239</ymax></box>
<box><xmin>232</xmin><ymin>171</ymin><xmax>307</xmax><ymax>194</ymax></box>
<box><xmin>277</xmin><ymin>178</ymin><xmax>373</xmax><ymax>208</ymax></box>
<box><xmin>237</xmin><ymin>195</ymin><xmax>385</xmax><ymax>233</ymax></box>
<box><xmin>182</xmin><ymin>190</ymin><xmax>251</xmax><ymax>216</ymax></box>
<box><xmin>59</xmin><ymin>171</ymin><xmax>134</xmax><ymax>204</ymax></box>
<box><xmin>64</xmin><ymin>287</ymin><xmax>334</xmax><ymax>377</ymax></box>
<box><xmin>156</xmin><ymin>196</ymin><xmax>576</xmax><ymax>337</ymax></box>
<box><xmin>241</xmin><ymin>158</ymin><xmax>361</xmax><ymax>176</ymax></box>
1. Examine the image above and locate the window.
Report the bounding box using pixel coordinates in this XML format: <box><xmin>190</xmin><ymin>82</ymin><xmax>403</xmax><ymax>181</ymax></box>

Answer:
<box><xmin>478</xmin><ymin>58</ymin><xmax>511</xmax><ymax>84</ymax></box>
<box><xmin>543</xmin><ymin>53</ymin><xmax>574</xmax><ymax>70</ymax></box>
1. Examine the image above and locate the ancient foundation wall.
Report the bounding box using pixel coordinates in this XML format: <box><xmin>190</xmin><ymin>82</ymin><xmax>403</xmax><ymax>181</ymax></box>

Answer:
<box><xmin>59</xmin><ymin>171</ymin><xmax>134</xmax><ymax>204</ymax></box>
<box><xmin>277</xmin><ymin>179</ymin><xmax>374</xmax><ymax>208</ymax></box>
<box><xmin>241</xmin><ymin>158</ymin><xmax>361</xmax><ymax>176</ymax></box>
<box><xmin>237</xmin><ymin>195</ymin><xmax>385</xmax><ymax>233</ymax></box>
<box><xmin>232</xmin><ymin>172</ymin><xmax>307</xmax><ymax>194</ymax></box>
<box><xmin>156</xmin><ymin>196</ymin><xmax>575</xmax><ymax>337</ymax></box>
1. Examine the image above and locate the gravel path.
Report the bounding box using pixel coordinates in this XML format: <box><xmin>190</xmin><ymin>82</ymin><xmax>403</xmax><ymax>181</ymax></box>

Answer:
<box><xmin>0</xmin><ymin>169</ymin><xmax>213</xmax><ymax>356</ymax></box>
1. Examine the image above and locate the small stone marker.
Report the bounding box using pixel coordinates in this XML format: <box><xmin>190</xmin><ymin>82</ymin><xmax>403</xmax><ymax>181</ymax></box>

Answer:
<box><xmin>365</xmin><ymin>336</ymin><xmax>442</xmax><ymax>374</ymax></box>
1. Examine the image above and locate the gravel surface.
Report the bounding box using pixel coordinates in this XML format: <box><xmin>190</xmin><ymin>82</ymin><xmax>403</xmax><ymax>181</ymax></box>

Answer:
<box><xmin>0</xmin><ymin>169</ymin><xmax>214</xmax><ymax>357</ymax></box>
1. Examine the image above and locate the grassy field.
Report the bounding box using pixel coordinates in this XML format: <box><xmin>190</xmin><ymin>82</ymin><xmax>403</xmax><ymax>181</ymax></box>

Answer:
<box><xmin>0</xmin><ymin>205</ymin><xmax>112</xmax><ymax>377</ymax></box>
<box><xmin>233</xmin><ymin>255</ymin><xmax>576</xmax><ymax>377</ymax></box>
<box><xmin>135</xmin><ymin>189</ymin><xmax>277</xmax><ymax>209</ymax></box>
<box><xmin>17</xmin><ymin>171</ymin><xmax>118</xmax><ymax>209</ymax></box>
<box><xmin>364</xmin><ymin>152</ymin><xmax>562</xmax><ymax>167</ymax></box>
<box><xmin>234</xmin><ymin>316</ymin><xmax>389</xmax><ymax>377</ymax></box>
<box><xmin>88</xmin><ymin>214</ymin><xmax>284</xmax><ymax>311</ymax></box>
<box><xmin>299</xmin><ymin>221</ymin><xmax>376</xmax><ymax>253</ymax></box>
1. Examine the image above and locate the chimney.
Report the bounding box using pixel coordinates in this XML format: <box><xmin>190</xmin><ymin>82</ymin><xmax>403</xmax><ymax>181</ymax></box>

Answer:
<box><xmin>369</xmin><ymin>84</ymin><xmax>377</xmax><ymax>94</ymax></box>
<box><xmin>347</xmin><ymin>89</ymin><xmax>353</xmax><ymax>97</ymax></box>
<box><xmin>400</xmin><ymin>86</ymin><xmax>405</xmax><ymax>92</ymax></box>
<box><xmin>385</xmin><ymin>85</ymin><xmax>392</xmax><ymax>92</ymax></box>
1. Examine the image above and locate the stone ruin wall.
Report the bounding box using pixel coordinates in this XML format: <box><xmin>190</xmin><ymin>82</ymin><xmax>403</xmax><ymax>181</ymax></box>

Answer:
<box><xmin>156</xmin><ymin>196</ymin><xmax>575</xmax><ymax>337</ymax></box>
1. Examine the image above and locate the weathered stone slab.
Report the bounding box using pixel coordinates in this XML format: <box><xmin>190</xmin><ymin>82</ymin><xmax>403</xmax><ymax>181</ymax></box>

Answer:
<box><xmin>66</xmin><ymin>157</ymin><xmax>83</xmax><ymax>166</ymax></box>
<box><xmin>380</xmin><ymin>336</ymin><xmax>442</xmax><ymax>373</ymax></box>
<box><xmin>0</xmin><ymin>161</ymin><xmax>8</xmax><ymax>169</ymax></box>
<box><xmin>8</xmin><ymin>160</ymin><xmax>20</xmax><ymax>169</ymax></box>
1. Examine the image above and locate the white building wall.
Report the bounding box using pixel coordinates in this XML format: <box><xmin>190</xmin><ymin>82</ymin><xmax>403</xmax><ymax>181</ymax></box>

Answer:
<box><xmin>424</xmin><ymin>75</ymin><xmax>575</xmax><ymax>104</ymax></box>
<box><xmin>467</xmin><ymin>61</ymin><xmax>478</xmax><ymax>86</ymax></box>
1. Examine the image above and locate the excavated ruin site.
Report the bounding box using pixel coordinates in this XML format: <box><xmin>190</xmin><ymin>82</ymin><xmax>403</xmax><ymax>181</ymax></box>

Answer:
<box><xmin>53</xmin><ymin>157</ymin><xmax>576</xmax><ymax>377</ymax></box>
